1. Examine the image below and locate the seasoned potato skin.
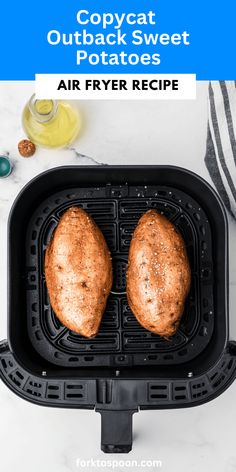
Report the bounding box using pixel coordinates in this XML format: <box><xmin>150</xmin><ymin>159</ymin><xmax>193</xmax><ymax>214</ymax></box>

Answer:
<box><xmin>126</xmin><ymin>210</ymin><xmax>191</xmax><ymax>337</ymax></box>
<box><xmin>45</xmin><ymin>207</ymin><xmax>112</xmax><ymax>337</ymax></box>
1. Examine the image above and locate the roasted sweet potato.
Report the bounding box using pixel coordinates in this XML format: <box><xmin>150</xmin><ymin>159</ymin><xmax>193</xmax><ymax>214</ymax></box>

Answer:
<box><xmin>126</xmin><ymin>210</ymin><xmax>191</xmax><ymax>337</ymax></box>
<box><xmin>45</xmin><ymin>207</ymin><xmax>112</xmax><ymax>337</ymax></box>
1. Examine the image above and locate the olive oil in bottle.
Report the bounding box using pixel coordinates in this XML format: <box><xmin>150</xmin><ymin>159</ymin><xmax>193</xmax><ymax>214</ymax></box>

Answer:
<box><xmin>22</xmin><ymin>95</ymin><xmax>81</xmax><ymax>148</ymax></box>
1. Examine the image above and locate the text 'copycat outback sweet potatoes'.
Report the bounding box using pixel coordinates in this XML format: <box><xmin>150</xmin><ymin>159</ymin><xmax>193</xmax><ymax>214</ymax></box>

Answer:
<box><xmin>126</xmin><ymin>210</ymin><xmax>191</xmax><ymax>337</ymax></box>
<box><xmin>45</xmin><ymin>207</ymin><xmax>112</xmax><ymax>338</ymax></box>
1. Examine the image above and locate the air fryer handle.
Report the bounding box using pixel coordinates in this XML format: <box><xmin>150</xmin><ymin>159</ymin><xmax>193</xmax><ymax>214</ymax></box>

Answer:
<box><xmin>98</xmin><ymin>409</ymin><xmax>136</xmax><ymax>453</ymax></box>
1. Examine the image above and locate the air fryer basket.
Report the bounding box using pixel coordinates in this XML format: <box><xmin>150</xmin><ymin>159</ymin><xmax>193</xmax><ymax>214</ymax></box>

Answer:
<box><xmin>1</xmin><ymin>165</ymin><xmax>236</xmax><ymax>453</ymax></box>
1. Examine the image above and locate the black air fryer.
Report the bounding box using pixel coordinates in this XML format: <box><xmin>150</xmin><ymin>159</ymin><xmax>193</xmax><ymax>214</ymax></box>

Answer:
<box><xmin>1</xmin><ymin>165</ymin><xmax>235</xmax><ymax>453</ymax></box>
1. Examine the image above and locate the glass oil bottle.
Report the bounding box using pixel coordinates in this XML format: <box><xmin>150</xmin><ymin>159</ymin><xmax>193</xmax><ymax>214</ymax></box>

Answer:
<box><xmin>22</xmin><ymin>95</ymin><xmax>81</xmax><ymax>148</ymax></box>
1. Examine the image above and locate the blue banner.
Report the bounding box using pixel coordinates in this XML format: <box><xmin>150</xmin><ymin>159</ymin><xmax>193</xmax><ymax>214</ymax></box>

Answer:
<box><xmin>0</xmin><ymin>0</ymin><xmax>235</xmax><ymax>80</ymax></box>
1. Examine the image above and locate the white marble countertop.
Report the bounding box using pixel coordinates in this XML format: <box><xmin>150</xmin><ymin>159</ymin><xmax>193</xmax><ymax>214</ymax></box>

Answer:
<box><xmin>0</xmin><ymin>81</ymin><xmax>236</xmax><ymax>472</ymax></box>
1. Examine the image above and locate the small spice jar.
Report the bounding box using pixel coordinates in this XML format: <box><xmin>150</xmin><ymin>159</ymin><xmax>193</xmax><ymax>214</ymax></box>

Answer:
<box><xmin>0</xmin><ymin>156</ymin><xmax>12</xmax><ymax>178</ymax></box>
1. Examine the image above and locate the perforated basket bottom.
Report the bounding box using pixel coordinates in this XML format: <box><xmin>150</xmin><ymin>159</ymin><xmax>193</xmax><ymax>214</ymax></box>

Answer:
<box><xmin>26</xmin><ymin>184</ymin><xmax>214</xmax><ymax>367</ymax></box>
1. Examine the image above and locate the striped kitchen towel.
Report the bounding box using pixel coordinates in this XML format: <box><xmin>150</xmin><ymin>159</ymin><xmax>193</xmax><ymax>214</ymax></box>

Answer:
<box><xmin>205</xmin><ymin>81</ymin><xmax>236</xmax><ymax>219</ymax></box>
